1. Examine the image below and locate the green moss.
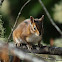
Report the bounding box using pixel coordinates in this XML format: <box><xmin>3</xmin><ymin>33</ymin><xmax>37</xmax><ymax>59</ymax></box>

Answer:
<box><xmin>0</xmin><ymin>15</ymin><xmax>5</xmax><ymax>38</ymax></box>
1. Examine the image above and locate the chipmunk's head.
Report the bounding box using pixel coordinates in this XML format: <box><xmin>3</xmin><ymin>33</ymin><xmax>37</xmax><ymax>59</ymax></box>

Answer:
<box><xmin>30</xmin><ymin>15</ymin><xmax>44</xmax><ymax>36</ymax></box>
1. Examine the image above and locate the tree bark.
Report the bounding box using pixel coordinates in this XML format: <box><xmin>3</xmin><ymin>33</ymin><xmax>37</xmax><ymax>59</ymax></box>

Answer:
<box><xmin>0</xmin><ymin>42</ymin><xmax>62</xmax><ymax>55</ymax></box>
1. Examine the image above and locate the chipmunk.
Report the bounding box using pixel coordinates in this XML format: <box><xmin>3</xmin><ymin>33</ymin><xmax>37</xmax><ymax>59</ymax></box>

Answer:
<box><xmin>13</xmin><ymin>15</ymin><xmax>44</xmax><ymax>49</ymax></box>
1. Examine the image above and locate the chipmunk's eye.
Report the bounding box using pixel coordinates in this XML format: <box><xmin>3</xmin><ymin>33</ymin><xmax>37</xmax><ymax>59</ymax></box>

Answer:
<box><xmin>34</xmin><ymin>26</ymin><xmax>36</xmax><ymax>30</ymax></box>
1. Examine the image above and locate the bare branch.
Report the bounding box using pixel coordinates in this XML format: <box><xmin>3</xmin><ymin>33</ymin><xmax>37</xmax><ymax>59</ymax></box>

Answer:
<box><xmin>0</xmin><ymin>42</ymin><xmax>46</xmax><ymax>62</ymax></box>
<box><xmin>9</xmin><ymin>46</ymin><xmax>45</xmax><ymax>62</ymax></box>
<box><xmin>0</xmin><ymin>42</ymin><xmax>62</xmax><ymax>56</ymax></box>
<box><xmin>8</xmin><ymin>0</ymin><xmax>31</xmax><ymax>42</ymax></box>
<box><xmin>9</xmin><ymin>43</ymin><xmax>62</xmax><ymax>55</ymax></box>
<box><xmin>38</xmin><ymin>0</ymin><xmax>62</xmax><ymax>36</ymax></box>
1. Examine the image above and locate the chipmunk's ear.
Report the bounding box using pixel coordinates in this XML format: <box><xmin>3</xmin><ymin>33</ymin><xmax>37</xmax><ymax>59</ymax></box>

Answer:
<box><xmin>30</xmin><ymin>16</ymin><xmax>34</xmax><ymax>23</ymax></box>
<box><xmin>39</xmin><ymin>15</ymin><xmax>44</xmax><ymax>22</ymax></box>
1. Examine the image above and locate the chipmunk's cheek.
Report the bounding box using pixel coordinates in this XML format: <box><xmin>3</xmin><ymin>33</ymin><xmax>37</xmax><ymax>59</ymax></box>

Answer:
<box><xmin>35</xmin><ymin>30</ymin><xmax>39</xmax><ymax>36</ymax></box>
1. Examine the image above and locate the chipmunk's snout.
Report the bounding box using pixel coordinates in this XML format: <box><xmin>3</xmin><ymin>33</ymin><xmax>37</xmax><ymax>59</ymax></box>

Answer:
<box><xmin>30</xmin><ymin>15</ymin><xmax>44</xmax><ymax>36</ymax></box>
<box><xmin>30</xmin><ymin>23</ymin><xmax>42</xmax><ymax>36</ymax></box>
<box><xmin>35</xmin><ymin>30</ymin><xmax>41</xmax><ymax>36</ymax></box>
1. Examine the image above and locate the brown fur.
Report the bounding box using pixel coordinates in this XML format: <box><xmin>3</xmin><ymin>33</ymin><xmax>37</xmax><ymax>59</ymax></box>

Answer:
<box><xmin>0</xmin><ymin>47</ymin><xmax>21</xmax><ymax>62</ymax></box>
<box><xmin>13</xmin><ymin>15</ymin><xmax>44</xmax><ymax>47</ymax></box>
<box><xmin>12</xmin><ymin>56</ymin><xmax>20</xmax><ymax>62</ymax></box>
<box><xmin>0</xmin><ymin>47</ymin><xmax>9</xmax><ymax>62</ymax></box>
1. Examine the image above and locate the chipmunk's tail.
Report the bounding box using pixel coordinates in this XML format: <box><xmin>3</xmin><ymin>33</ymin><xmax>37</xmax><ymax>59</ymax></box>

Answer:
<box><xmin>0</xmin><ymin>47</ymin><xmax>21</xmax><ymax>62</ymax></box>
<box><xmin>0</xmin><ymin>47</ymin><xmax>9</xmax><ymax>62</ymax></box>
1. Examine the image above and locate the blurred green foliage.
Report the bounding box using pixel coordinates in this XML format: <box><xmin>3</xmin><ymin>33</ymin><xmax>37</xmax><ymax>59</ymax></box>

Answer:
<box><xmin>0</xmin><ymin>15</ymin><xmax>5</xmax><ymax>37</ymax></box>
<box><xmin>53</xmin><ymin>0</ymin><xmax>62</xmax><ymax>23</ymax></box>
<box><xmin>0</xmin><ymin>0</ymin><xmax>62</xmax><ymax>44</ymax></box>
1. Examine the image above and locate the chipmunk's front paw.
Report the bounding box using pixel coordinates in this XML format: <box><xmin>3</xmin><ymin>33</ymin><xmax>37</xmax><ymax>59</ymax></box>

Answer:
<box><xmin>15</xmin><ymin>43</ymin><xmax>21</xmax><ymax>47</ymax></box>
<box><xmin>27</xmin><ymin>45</ymin><xmax>33</xmax><ymax>50</ymax></box>
<box><xmin>38</xmin><ymin>44</ymin><xmax>43</xmax><ymax>47</ymax></box>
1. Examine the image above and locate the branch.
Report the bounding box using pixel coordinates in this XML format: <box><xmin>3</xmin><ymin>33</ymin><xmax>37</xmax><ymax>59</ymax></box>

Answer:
<box><xmin>9</xmin><ymin>45</ymin><xmax>45</xmax><ymax>62</ymax></box>
<box><xmin>0</xmin><ymin>42</ymin><xmax>62</xmax><ymax>55</ymax></box>
<box><xmin>12</xmin><ymin>43</ymin><xmax>62</xmax><ymax>55</ymax></box>
<box><xmin>8</xmin><ymin>0</ymin><xmax>31</xmax><ymax>41</ymax></box>
<box><xmin>38</xmin><ymin>0</ymin><xmax>62</xmax><ymax>36</ymax></box>
<box><xmin>0</xmin><ymin>41</ymin><xmax>46</xmax><ymax>62</ymax></box>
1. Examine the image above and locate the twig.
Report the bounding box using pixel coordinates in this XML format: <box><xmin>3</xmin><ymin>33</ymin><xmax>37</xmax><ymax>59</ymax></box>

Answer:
<box><xmin>8</xmin><ymin>0</ymin><xmax>31</xmax><ymax>42</ymax></box>
<box><xmin>38</xmin><ymin>0</ymin><xmax>62</xmax><ymax>36</ymax></box>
